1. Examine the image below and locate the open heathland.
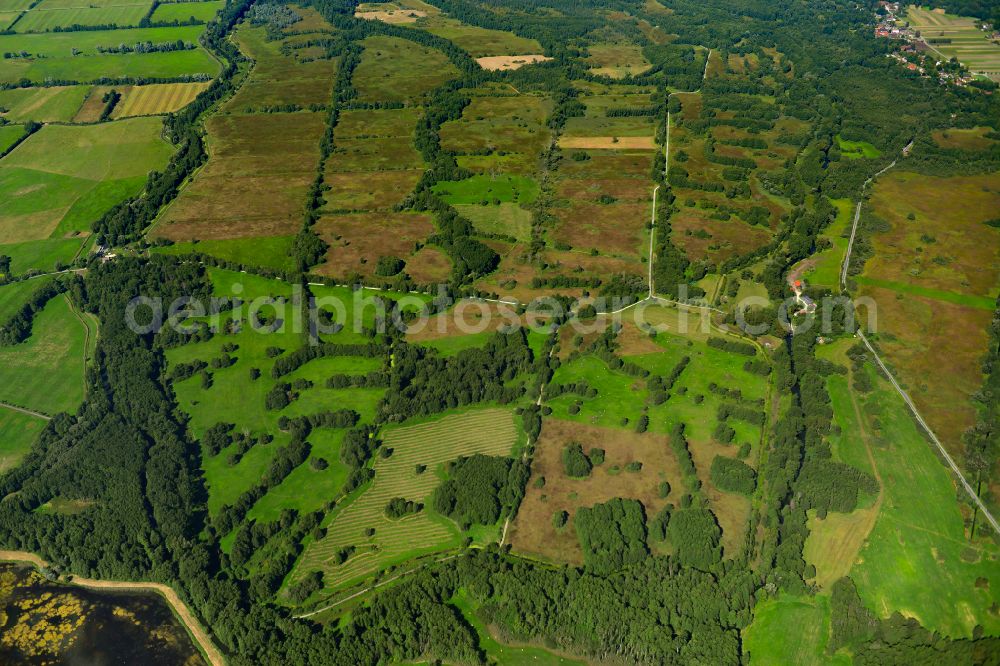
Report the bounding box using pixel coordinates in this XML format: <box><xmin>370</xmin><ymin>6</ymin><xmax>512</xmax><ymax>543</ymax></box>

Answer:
<box><xmin>224</xmin><ymin>23</ymin><xmax>338</xmax><ymax>112</ymax></box>
<box><xmin>0</xmin><ymin>294</ymin><xmax>91</xmax><ymax>416</ymax></box>
<box><xmin>155</xmin><ymin>111</ymin><xmax>326</xmax><ymax>240</ymax></box>
<box><xmin>313</xmin><ymin>212</ymin><xmax>434</xmax><ymax>279</ymax></box>
<box><xmin>585</xmin><ymin>42</ymin><xmax>652</xmax><ymax>79</ymax></box>
<box><xmin>856</xmin><ymin>170</ymin><xmax>1000</xmax><ymax>456</ymax></box>
<box><xmin>294</xmin><ymin>408</ymin><xmax>520</xmax><ymax>592</ymax></box>
<box><xmin>415</xmin><ymin>14</ymin><xmax>542</xmax><ymax>57</ymax></box>
<box><xmin>352</xmin><ymin>35</ymin><xmax>457</xmax><ymax>103</ymax></box>
<box><xmin>509</xmin><ymin>419</ymin><xmax>686</xmax><ymax>564</ymax></box>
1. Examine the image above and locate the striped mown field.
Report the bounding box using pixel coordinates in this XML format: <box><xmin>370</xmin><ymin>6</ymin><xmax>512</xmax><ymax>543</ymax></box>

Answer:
<box><xmin>114</xmin><ymin>82</ymin><xmax>212</xmax><ymax>117</ymax></box>
<box><xmin>293</xmin><ymin>408</ymin><xmax>519</xmax><ymax>592</ymax></box>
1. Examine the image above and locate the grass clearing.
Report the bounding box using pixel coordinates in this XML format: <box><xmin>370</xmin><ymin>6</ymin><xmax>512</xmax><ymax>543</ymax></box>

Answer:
<box><xmin>0</xmin><ymin>276</ymin><xmax>50</xmax><ymax>322</ymax></box>
<box><xmin>837</xmin><ymin>135</ymin><xmax>881</xmax><ymax>159</ymax></box>
<box><xmin>585</xmin><ymin>42</ymin><xmax>652</xmax><ymax>78</ymax></box>
<box><xmin>743</xmin><ymin>594</ymin><xmax>847</xmax><ymax>665</ymax></box>
<box><xmin>151</xmin><ymin>236</ymin><xmax>298</xmax><ymax>272</ymax></box>
<box><xmin>433</xmin><ymin>174</ymin><xmax>539</xmax><ymax>206</ymax></box>
<box><xmin>0</xmin><ymin>294</ymin><xmax>89</xmax><ymax>416</ymax></box>
<box><xmin>0</xmin><ymin>408</ymin><xmax>45</xmax><ymax>472</ymax></box>
<box><xmin>803</xmin><ymin>198</ymin><xmax>852</xmax><ymax>290</ymax></box>
<box><xmin>294</xmin><ymin>408</ymin><xmax>520</xmax><ymax>592</ymax></box>
<box><xmin>416</xmin><ymin>15</ymin><xmax>542</xmax><ymax>57</ymax></box>
<box><xmin>931</xmin><ymin>126</ymin><xmax>997</xmax><ymax>151</ymax></box>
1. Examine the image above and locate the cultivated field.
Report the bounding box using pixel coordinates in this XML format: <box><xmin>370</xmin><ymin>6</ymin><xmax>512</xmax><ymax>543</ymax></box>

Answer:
<box><xmin>856</xmin><ymin>170</ymin><xmax>1000</xmax><ymax>456</ymax></box>
<box><xmin>0</xmin><ymin>85</ymin><xmax>90</xmax><ymax>122</ymax></box>
<box><xmin>0</xmin><ymin>26</ymin><xmax>219</xmax><ymax>84</ymax></box>
<box><xmin>150</xmin><ymin>0</ymin><xmax>223</xmax><ymax>23</ymax></box>
<box><xmin>0</xmin><ymin>117</ymin><xmax>172</xmax><ymax>275</ymax></box>
<box><xmin>294</xmin><ymin>408</ymin><xmax>520</xmax><ymax>592</ymax></box>
<box><xmin>908</xmin><ymin>5</ymin><xmax>1000</xmax><ymax>79</ymax></box>
<box><xmin>509</xmin><ymin>419</ymin><xmax>686</xmax><ymax>564</ymax></box>
<box><xmin>0</xmin><ymin>294</ymin><xmax>91</xmax><ymax>416</ymax></box>
<box><xmin>13</xmin><ymin>0</ymin><xmax>151</xmax><ymax>32</ymax></box>
<box><xmin>113</xmin><ymin>82</ymin><xmax>212</xmax><ymax>117</ymax></box>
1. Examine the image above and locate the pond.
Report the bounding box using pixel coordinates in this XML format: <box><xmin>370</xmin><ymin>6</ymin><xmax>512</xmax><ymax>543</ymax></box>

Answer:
<box><xmin>0</xmin><ymin>563</ymin><xmax>205</xmax><ymax>665</ymax></box>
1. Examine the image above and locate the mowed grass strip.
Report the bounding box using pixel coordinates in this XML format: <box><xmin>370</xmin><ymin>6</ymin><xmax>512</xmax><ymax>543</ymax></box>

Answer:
<box><xmin>113</xmin><ymin>82</ymin><xmax>211</xmax><ymax>117</ymax></box>
<box><xmin>0</xmin><ymin>86</ymin><xmax>90</xmax><ymax>122</ymax></box>
<box><xmin>295</xmin><ymin>408</ymin><xmax>519</xmax><ymax>591</ymax></box>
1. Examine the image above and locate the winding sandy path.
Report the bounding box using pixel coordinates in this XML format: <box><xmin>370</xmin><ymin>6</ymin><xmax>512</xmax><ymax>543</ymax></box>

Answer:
<box><xmin>0</xmin><ymin>550</ymin><xmax>225</xmax><ymax>666</ymax></box>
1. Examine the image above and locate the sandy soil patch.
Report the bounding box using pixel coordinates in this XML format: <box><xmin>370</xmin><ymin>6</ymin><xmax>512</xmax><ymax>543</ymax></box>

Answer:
<box><xmin>355</xmin><ymin>9</ymin><xmax>426</xmax><ymax>23</ymax></box>
<box><xmin>559</xmin><ymin>136</ymin><xmax>656</xmax><ymax>150</ymax></box>
<box><xmin>475</xmin><ymin>54</ymin><xmax>552</xmax><ymax>71</ymax></box>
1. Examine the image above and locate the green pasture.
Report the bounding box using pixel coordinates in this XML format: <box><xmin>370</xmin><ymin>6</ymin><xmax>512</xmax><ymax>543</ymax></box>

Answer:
<box><xmin>418</xmin><ymin>16</ymin><xmax>542</xmax><ymax>57</ymax></box>
<box><xmin>14</xmin><ymin>1</ymin><xmax>150</xmax><ymax>32</ymax></box>
<box><xmin>854</xmin><ymin>276</ymin><xmax>996</xmax><ymax>309</ymax></box>
<box><xmin>454</xmin><ymin>202</ymin><xmax>532</xmax><ymax>241</ymax></box>
<box><xmin>0</xmin><ymin>85</ymin><xmax>90</xmax><ymax>122</ymax></box>
<box><xmin>1</xmin><ymin>46</ymin><xmax>219</xmax><ymax>84</ymax></box>
<box><xmin>432</xmin><ymin>174</ymin><xmax>539</xmax><ymax>205</ymax></box>
<box><xmin>151</xmin><ymin>236</ymin><xmax>298</xmax><ymax>273</ymax></box>
<box><xmin>0</xmin><ymin>238</ymin><xmax>89</xmax><ymax>275</ymax></box>
<box><xmin>0</xmin><ymin>124</ymin><xmax>23</xmax><ymax>154</ymax></box>
<box><xmin>0</xmin><ymin>407</ymin><xmax>46</xmax><ymax>473</ymax></box>
<box><xmin>0</xmin><ymin>275</ymin><xmax>51</xmax><ymax>321</ymax></box>
<box><xmin>0</xmin><ymin>294</ymin><xmax>89</xmax><ymax>416</ymax></box>
<box><xmin>836</xmin><ymin>135</ymin><xmax>881</xmax><ymax>159</ymax></box>
<box><xmin>845</xmin><ymin>364</ymin><xmax>1000</xmax><ymax>637</ymax></box>
<box><xmin>150</xmin><ymin>0</ymin><xmax>223</xmax><ymax>22</ymax></box>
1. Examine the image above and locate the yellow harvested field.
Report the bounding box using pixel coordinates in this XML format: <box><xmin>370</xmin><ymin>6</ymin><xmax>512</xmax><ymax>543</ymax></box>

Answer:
<box><xmin>476</xmin><ymin>54</ymin><xmax>552</xmax><ymax>71</ymax></box>
<box><xmin>355</xmin><ymin>9</ymin><xmax>426</xmax><ymax>23</ymax></box>
<box><xmin>113</xmin><ymin>82</ymin><xmax>211</xmax><ymax>118</ymax></box>
<box><xmin>293</xmin><ymin>408</ymin><xmax>519</xmax><ymax>592</ymax></box>
<box><xmin>559</xmin><ymin>135</ymin><xmax>656</xmax><ymax>150</ymax></box>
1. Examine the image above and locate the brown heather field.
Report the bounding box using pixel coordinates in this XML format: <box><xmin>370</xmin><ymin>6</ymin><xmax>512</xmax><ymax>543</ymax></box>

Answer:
<box><xmin>154</xmin><ymin>111</ymin><xmax>326</xmax><ymax>240</ymax></box>
<box><xmin>328</xmin><ymin>137</ymin><xmax>425</xmax><ymax>172</ymax></box>
<box><xmin>474</xmin><ymin>240</ymin><xmax>645</xmax><ymax>302</ymax></box>
<box><xmin>323</xmin><ymin>170</ymin><xmax>423</xmax><ymax>211</ymax></box>
<box><xmin>550</xmin><ymin>201</ymin><xmax>650</xmax><ymax>257</ymax></box>
<box><xmin>353</xmin><ymin>36</ymin><xmax>458</xmax><ymax>103</ymax></box>
<box><xmin>439</xmin><ymin>94</ymin><xmax>553</xmax><ymax>173</ymax></box>
<box><xmin>931</xmin><ymin>127</ymin><xmax>998</xmax><ymax>151</ymax></box>
<box><xmin>407</xmin><ymin>301</ymin><xmax>516</xmax><ymax>342</ymax></box>
<box><xmin>508</xmin><ymin>419</ymin><xmax>686</xmax><ymax>565</ymax></box>
<box><xmin>404</xmin><ymin>246</ymin><xmax>452</xmax><ymax>284</ymax></box>
<box><xmin>313</xmin><ymin>212</ymin><xmax>434</xmax><ymax>278</ymax></box>
<box><xmin>335</xmin><ymin>107</ymin><xmax>422</xmax><ymax>138</ymax></box>
<box><xmin>857</xmin><ymin>171</ymin><xmax>1000</xmax><ymax>456</ymax></box>
<box><xmin>225</xmin><ymin>24</ymin><xmax>338</xmax><ymax>112</ymax></box>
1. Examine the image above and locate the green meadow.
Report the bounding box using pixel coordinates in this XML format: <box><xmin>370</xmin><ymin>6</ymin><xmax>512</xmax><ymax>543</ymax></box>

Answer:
<box><xmin>0</xmin><ymin>86</ymin><xmax>90</xmax><ymax>122</ymax></box>
<box><xmin>150</xmin><ymin>0</ymin><xmax>223</xmax><ymax>22</ymax></box>
<box><xmin>152</xmin><ymin>236</ymin><xmax>299</xmax><ymax>273</ymax></box>
<box><xmin>0</xmin><ymin>294</ymin><xmax>90</xmax><ymax>416</ymax></box>
<box><xmin>854</xmin><ymin>276</ymin><xmax>996</xmax><ymax>309</ymax></box>
<box><xmin>836</xmin><ymin>135</ymin><xmax>881</xmax><ymax>159</ymax></box>
<box><xmin>0</xmin><ymin>276</ymin><xmax>50</xmax><ymax>321</ymax></box>
<box><xmin>0</xmin><ymin>408</ymin><xmax>46</xmax><ymax>473</ymax></box>
<box><xmin>432</xmin><ymin>174</ymin><xmax>539</xmax><ymax>206</ymax></box>
<box><xmin>804</xmin><ymin>198</ymin><xmax>852</xmax><ymax>290</ymax></box>
<box><xmin>0</xmin><ymin>124</ymin><xmax>23</xmax><ymax>154</ymax></box>
<box><xmin>743</xmin><ymin>594</ymin><xmax>849</xmax><ymax>665</ymax></box>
